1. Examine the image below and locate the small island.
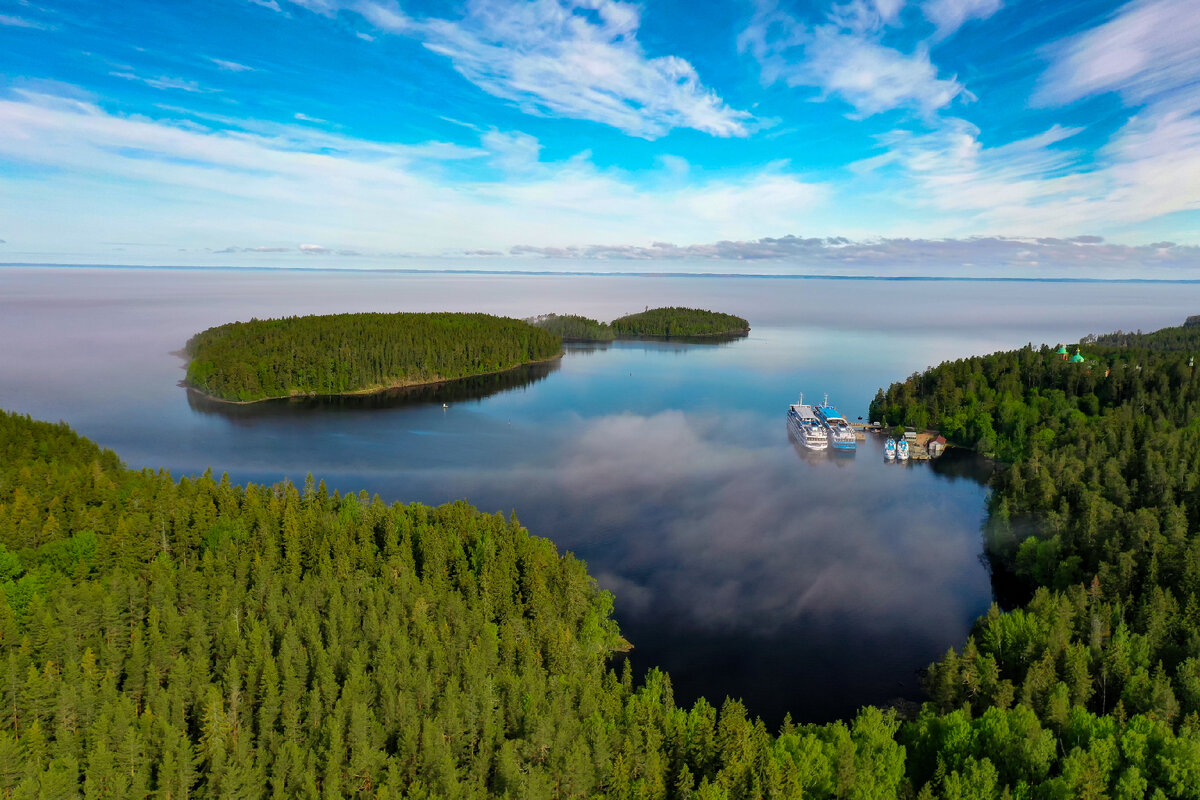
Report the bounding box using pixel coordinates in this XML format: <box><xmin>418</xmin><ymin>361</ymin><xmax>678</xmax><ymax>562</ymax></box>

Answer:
<box><xmin>184</xmin><ymin>312</ymin><xmax>561</xmax><ymax>402</ymax></box>
<box><xmin>531</xmin><ymin>306</ymin><xmax>749</xmax><ymax>342</ymax></box>
<box><xmin>527</xmin><ymin>313</ymin><xmax>616</xmax><ymax>342</ymax></box>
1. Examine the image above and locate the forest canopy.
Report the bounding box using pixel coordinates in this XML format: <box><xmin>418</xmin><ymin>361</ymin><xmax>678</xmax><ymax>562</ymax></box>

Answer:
<box><xmin>530</xmin><ymin>307</ymin><xmax>750</xmax><ymax>341</ymax></box>
<box><xmin>184</xmin><ymin>312</ymin><xmax>561</xmax><ymax>402</ymax></box>
<box><xmin>10</xmin><ymin>319</ymin><xmax>1200</xmax><ymax>799</ymax></box>
<box><xmin>0</xmin><ymin>409</ymin><xmax>916</xmax><ymax>799</ymax></box>
<box><xmin>610</xmin><ymin>307</ymin><xmax>749</xmax><ymax>338</ymax></box>
<box><xmin>868</xmin><ymin>318</ymin><xmax>1200</xmax><ymax>798</ymax></box>
<box><xmin>527</xmin><ymin>314</ymin><xmax>615</xmax><ymax>342</ymax></box>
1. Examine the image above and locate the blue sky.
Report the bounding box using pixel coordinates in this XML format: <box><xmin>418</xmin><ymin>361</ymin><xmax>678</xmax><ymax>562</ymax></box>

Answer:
<box><xmin>1</xmin><ymin>0</ymin><xmax>1198</xmax><ymax>275</ymax></box>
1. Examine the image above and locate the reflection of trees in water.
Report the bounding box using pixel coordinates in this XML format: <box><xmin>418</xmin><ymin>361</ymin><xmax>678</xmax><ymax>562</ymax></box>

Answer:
<box><xmin>566</xmin><ymin>333</ymin><xmax>748</xmax><ymax>356</ymax></box>
<box><xmin>186</xmin><ymin>358</ymin><xmax>561</xmax><ymax>420</ymax></box>
<box><xmin>929</xmin><ymin>447</ymin><xmax>994</xmax><ymax>484</ymax></box>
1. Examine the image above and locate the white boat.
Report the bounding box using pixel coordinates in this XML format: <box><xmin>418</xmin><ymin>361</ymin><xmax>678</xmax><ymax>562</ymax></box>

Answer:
<box><xmin>884</xmin><ymin>438</ymin><xmax>896</xmax><ymax>460</ymax></box>
<box><xmin>787</xmin><ymin>395</ymin><xmax>829</xmax><ymax>451</ymax></box>
<box><xmin>814</xmin><ymin>394</ymin><xmax>857</xmax><ymax>451</ymax></box>
<box><xmin>896</xmin><ymin>438</ymin><xmax>910</xmax><ymax>461</ymax></box>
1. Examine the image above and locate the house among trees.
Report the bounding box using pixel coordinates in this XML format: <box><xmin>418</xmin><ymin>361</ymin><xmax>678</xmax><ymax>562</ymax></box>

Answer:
<box><xmin>1056</xmin><ymin>344</ymin><xmax>1069</xmax><ymax>360</ymax></box>
<box><xmin>928</xmin><ymin>435</ymin><xmax>947</xmax><ymax>457</ymax></box>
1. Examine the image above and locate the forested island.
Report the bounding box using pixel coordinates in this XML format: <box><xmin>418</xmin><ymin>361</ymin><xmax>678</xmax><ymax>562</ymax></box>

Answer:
<box><xmin>184</xmin><ymin>312</ymin><xmax>561</xmax><ymax>402</ymax></box>
<box><xmin>530</xmin><ymin>307</ymin><xmax>749</xmax><ymax>342</ymax></box>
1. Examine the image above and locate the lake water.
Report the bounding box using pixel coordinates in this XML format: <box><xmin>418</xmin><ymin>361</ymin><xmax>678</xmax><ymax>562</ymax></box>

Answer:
<box><xmin>2</xmin><ymin>267</ymin><xmax>1197</xmax><ymax>724</ymax></box>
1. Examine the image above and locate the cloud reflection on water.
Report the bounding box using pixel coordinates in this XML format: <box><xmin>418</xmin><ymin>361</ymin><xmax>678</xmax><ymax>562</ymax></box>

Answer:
<box><xmin>453</xmin><ymin>410</ymin><xmax>987</xmax><ymax>640</ymax></box>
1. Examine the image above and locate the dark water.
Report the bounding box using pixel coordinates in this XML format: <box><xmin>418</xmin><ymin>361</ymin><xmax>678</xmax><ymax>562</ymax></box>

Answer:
<box><xmin>2</xmin><ymin>267</ymin><xmax>1197</xmax><ymax>724</ymax></box>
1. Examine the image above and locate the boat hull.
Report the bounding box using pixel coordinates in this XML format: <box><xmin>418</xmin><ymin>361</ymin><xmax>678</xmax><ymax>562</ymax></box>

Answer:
<box><xmin>787</xmin><ymin>412</ymin><xmax>829</xmax><ymax>451</ymax></box>
<box><xmin>814</xmin><ymin>401</ymin><xmax>857</xmax><ymax>451</ymax></box>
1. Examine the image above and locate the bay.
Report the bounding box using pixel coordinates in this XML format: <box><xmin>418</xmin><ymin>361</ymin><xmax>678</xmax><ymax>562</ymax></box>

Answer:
<box><xmin>2</xmin><ymin>266</ymin><xmax>1196</xmax><ymax>724</ymax></box>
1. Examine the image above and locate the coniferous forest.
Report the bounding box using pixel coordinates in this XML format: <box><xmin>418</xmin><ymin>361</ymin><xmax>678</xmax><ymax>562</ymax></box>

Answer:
<box><xmin>530</xmin><ymin>308</ymin><xmax>749</xmax><ymax>342</ymax></box>
<box><xmin>8</xmin><ymin>318</ymin><xmax>1200</xmax><ymax>798</ymax></box>
<box><xmin>527</xmin><ymin>314</ymin><xmax>616</xmax><ymax>342</ymax></box>
<box><xmin>609</xmin><ymin>308</ymin><xmax>749</xmax><ymax>339</ymax></box>
<box><xmin>872</xmin><ymin>318</ymin><xmax>1200</xmax><ymax>798</ymax></box>
<box><xmin>184</xmin><ymin>313</ymin><xmax>562</xmax><ymax>402</ymax></box>
<box><xmin>0</xmin><ymin>410</ymin><xmax>908</xmax><ymax>799</ymax></box>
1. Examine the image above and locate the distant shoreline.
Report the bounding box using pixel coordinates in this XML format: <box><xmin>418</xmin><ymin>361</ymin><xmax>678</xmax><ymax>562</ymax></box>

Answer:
<box><xmin>182</xmin><ymin>353</ymin><xmax>564</xmax><ymax>405</ymax></box>
<box><xmin>5</xmin><ymin>263</ymin><xmax>1200</xmax><ymax>284</ymax></box>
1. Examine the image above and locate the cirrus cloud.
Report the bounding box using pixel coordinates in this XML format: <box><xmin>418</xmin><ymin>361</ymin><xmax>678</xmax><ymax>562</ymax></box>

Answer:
<box><xmin>280</xmin><ymin>0</ymin><xmax>754</xmax><ymax>139</ymax></box>
<box><xmin>739</xmin><ymin>0</ymin><xmax>972</xmax><ymax>118</ymax></box>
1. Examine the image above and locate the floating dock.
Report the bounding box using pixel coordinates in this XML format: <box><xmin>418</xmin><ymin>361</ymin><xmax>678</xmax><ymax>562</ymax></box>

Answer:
<box><xmin>851</xmin><ymin>423</ymin><xmax>934</xmax><ymax>460</ymax></box>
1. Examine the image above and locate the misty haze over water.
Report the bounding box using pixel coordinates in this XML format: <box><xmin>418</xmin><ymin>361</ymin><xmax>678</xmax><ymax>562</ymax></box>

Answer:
<box><xmin>2</xmin><ymin>267</ymin><xmax>1198</xmax><ymax>723</ymax></box>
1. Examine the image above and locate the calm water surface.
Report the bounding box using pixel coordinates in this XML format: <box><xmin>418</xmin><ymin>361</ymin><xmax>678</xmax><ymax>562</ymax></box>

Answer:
<box><xmin>3</xmin><ymin>267</ymin><xmax>1198</xmax><ymax>724</ymax></box>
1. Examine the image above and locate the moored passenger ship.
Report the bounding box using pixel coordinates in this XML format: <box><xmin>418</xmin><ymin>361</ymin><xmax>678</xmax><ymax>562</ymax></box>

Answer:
<box><xmin>814</xmin><ymin>394</ymin><xmax>857</xmax><ymax>451</ymax></box>
<box><xmin>787</xmin><ymin>395</ymin><xmax>829</xmax><ymax>451</ymax></box>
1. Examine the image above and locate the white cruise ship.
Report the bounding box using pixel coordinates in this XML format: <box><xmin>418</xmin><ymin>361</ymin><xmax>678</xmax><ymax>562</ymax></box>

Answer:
<box><xmin>787</xmin><ymin>395</ymin><xmax>829</xmax><ymax>451</ymax></box>
<box><xmin>814</xmin><ymin>395</ymin><xmax>857</xmax><ymax>451</ymax></box>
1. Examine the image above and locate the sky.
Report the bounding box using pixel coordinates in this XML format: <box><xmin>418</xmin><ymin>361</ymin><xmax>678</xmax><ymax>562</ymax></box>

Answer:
<box><xmin>1</xmin><ymin>0</ymin><xmax>1199</xmax><ymax>276</ymax></box>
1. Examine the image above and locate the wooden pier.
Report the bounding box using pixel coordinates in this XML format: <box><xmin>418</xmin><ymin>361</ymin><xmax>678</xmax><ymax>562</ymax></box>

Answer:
<box><xmin>850</xmin><ymin>423</ymin><xmax>935</xmax><ymax>460</ymax></box>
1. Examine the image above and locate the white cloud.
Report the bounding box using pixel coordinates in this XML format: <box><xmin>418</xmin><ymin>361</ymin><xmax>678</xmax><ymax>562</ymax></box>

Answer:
<box><xmin>480</xmin><ymin>130</ymin><xmax>542</xmax><ymax>172</ymax></box>
<box><xmin>293</xmin><ymin>112</ymin><xmax>326</xmax><ymax>123</ymax></box>
<box><xmin>293</xmin><ymin>0</ymin><xmax>752</xmax><ymax>139</ymax></box>
<box><xmin>417</xmin><ymin>0</ymin><xmax>753</xmax><ymax>138</ymax></box>
<box><xmin>1035</xmin><ymin>0</ymin><xmax>1200</xmax><ymax>108</ymax></box>
<box><xmin>739</xmin><ymin>1</ymin><xmax>970</xmax><ymax>117</ymax></box>
<box><xmin>827</xmin><ymin>0</ymin><xmax>905</xmax><ymax>35</ymax></box>
<box><xmin>110</xmin><ymin>72</ymin><xmax>208</xmax><ymax>93</ymax></box>
<box><xmin>921</xmin><ymin>0</ymin><xmax>1002</xmax><ymax>39</ymax></box>
<box><xmin>504</xmin><ymin>233</ymin><xmax>1200</xmax><ymax>272</ymax></box>
<box><xmin>208</xmin><ymin>58</ymin><xmax>254</xmax><ymax>72</ymax></box>
<box><xmin>356</xmin><ymin>0</ymin><xmax>408</xmax><ymax>32</ymax></box>
<box><xmin>247</xmin><ymin>0</ymin><xmax>282</xmax><ymax>10</ymax></box>
<box><xmin>0</xmin><ymin>90</ymin><xmax>821</xmax><ymax>256</ymax></box>
<box><xmin>852</xmin><ymin>106</ymin><xmax>1200</xmax><ymax>236</ymax></box>
<box><xmin>0</xmin><ymin>14</ymin><xmax>49</xmax><ymax>29</ymax></box>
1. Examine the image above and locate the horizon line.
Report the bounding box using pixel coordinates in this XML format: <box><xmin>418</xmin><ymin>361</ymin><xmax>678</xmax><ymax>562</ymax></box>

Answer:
<box><xmin>4</xmin><ymin>262</ymin><xmax>1200</xmax><ymax>284</ymax></box>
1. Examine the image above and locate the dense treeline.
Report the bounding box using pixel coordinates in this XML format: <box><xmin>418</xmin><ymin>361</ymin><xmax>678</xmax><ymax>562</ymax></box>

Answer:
<box><xmin>185</xmin><ymin>313</ymin><xmax>561</xmax><ymax>402</ymax></box>
<box><xmin>610</xmin><ymin>308</ymin><xmax>749</xmax><ymax>338</ymax></box>
<box><xmin>528</xmin><ymin>314</ymin><xmax>615</xmax><ymax>342</ymax></box>
<box><xmin>870</xmin><ymin>319</ymin><xmax>1200</xmax><ymax>797</ymax></box>
<box><xmin>1092</xmin><ymin>321</ymin><xmax>1200</xmax><ymax>351</ymax></box>
<box><xmin>530</xmin><ymin>308</ymin><xmax>750</xmax><ymax>341</ymax></box>
<box><xmin>0</xmin><ymin>410</ymin><xmax>920</xmax><ymax>799</ymax></box>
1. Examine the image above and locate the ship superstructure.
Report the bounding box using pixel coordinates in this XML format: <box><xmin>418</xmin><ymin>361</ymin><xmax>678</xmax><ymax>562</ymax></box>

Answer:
<box><xmin>787</xmin><ymin>394</ymin><xmax>829</xmax><ymax>451</ymax></box>
<box><xmin>813</xmin><ymin>394</ymin><xmax>857</xmax><ymax>451</ymax></box>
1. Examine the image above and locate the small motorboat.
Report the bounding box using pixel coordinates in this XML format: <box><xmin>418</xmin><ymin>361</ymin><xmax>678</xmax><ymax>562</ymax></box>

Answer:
<box><xmin>896</xmin><ymin>438</ymin><xmax>910</xmax><ymax>461</ymax></box>
<box><xmin>884</xmin><ymin>438</ymin><xmax>896</xmax><ymax>460</ymax></box>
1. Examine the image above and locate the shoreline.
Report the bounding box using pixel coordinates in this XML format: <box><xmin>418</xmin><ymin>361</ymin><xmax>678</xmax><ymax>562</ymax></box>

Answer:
<box><xmin>562</xmin><ymin>329</ymin><xmax>751</xmax><ymax>344</ymax></box>
<box><xmin>182</xmin><ymin>352</ymin><xmax>565</xmax><ymax>405</ymax></box>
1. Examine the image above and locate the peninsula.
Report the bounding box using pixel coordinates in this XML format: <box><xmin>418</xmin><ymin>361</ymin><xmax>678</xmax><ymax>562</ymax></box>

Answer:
<box><xmin>531</xmin><ymin>306</ymin><xmax>750</xmax><ymax>342</ymax></box>
<box><xmin>184</xmin><ymin>312</ymin><xmax>561</xmax><ymax>402</ymax></box>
